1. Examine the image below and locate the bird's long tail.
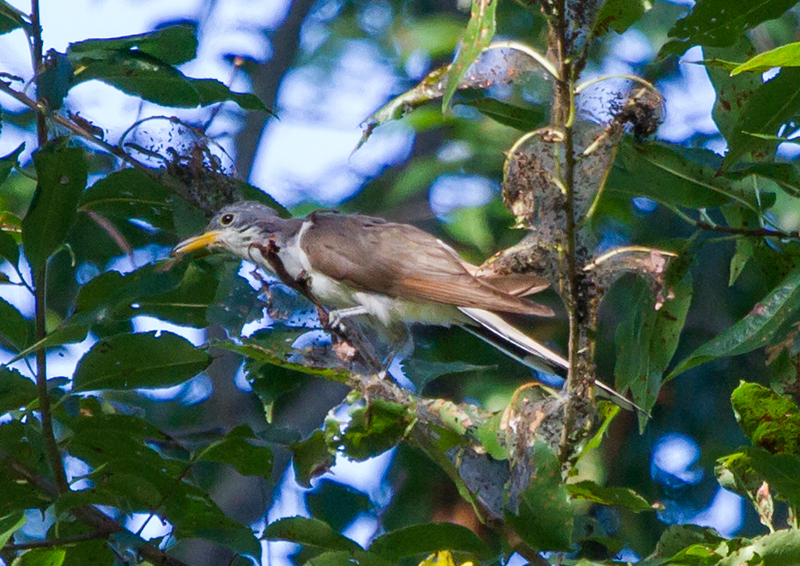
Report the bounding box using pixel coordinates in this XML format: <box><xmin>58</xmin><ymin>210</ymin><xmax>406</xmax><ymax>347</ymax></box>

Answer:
<box><xmin>459</xmin><ymin>308</ymin><xmax>645</xmax><ymax>414</ymax></box>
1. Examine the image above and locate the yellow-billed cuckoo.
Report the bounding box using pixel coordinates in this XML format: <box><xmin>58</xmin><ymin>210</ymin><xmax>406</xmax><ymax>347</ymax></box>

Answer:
<box><xmin>173</xmin><ymin>201</ymin><xmax>636</xmax><ymax>409</ymax></box>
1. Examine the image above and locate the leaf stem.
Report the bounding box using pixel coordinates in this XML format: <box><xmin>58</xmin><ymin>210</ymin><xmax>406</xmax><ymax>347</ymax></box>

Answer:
<box><xmin>3</xmin><ymin>531</ymin><xmax>106</xmax><ymax>550</ymax></box>
<box><xmin>666</xmin><ymin>204</ymin><xmax>796</xmax><ymax>238</ymax></box>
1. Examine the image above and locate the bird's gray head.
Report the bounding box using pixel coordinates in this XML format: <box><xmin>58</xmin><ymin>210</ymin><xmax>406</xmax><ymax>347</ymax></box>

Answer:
<box><xmin>172</xmin><ymin>200</ymin><xmax>286</xmax><ymax>261</ymax></box>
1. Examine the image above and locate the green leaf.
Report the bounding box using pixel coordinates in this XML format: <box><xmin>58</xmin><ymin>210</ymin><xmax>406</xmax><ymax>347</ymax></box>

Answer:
<box><xmin>162</xmin><ymin>485</ymin><xmax>262</xmax><ymax>557</ymax></box>
<box><xmin>722</xmin><ymin>528</ymin><xmax>800</xmax><ymax>565</ymax></box>
<box><xmin>731</xmin><ymin>41</ymin><xmax>800</xmax><ymax>75</ymax></box>
<box><xmin>580</xmin><ymin>402</ymin><xmax>620</xmax><ymax>458</ymax></box>
<box><xmin>615</xmin><ymin>268</ymin><xmax>692</xmax><ymax>426</ymax></box>
<box><xmin>22</xmin><ymin>143</ymin><xmax>88</xmax><ymax>277</ymax></box>
<box><xmin>645</xmin><ymin>524</ymin><xmax>726</xmax><ymax>562</ymax></box>
<box><xmin>263</xmin><ymin>516</ymin><xmax>362</xmax><ymax>552</ymax></box>
<box><xmin>0</xmin><ymin>226</ymin><xmax>20</xmax><ymax>266</ymax></box>
<box><xmin>716</xmin><ymin>450</ymin><xmax>765</xmax><ymax>500</ymax></box>
<box><xmin>473</xmin><ymin>411</ymin><xmax>507</xmax><ymax>461</ymax></box>
<box><xmin>731</xmin><ymin>382</ymin><xmax>800</xmax><ymax>454</ymax></box>
<box><xmin>745</xmin><ymin>447</ymin><xmax>800</xmax><ymax>506</ymax></box>
<box><xmin>0</xmin><ymin>511</ymin><xmax>25</xmax><ymax>548</ymax></box>
<box><xmin>190</xmin><ymin>78</ymin><xmax>270</xmax><ymax>112</ymax></box>
<box><xmin>79</xmin><ymin>168</ymin><xmax>174</xmax><ymax>230</ymax></box>
<box><xmin>0</xmin><ymin>1</ymin><xmax>28</xmax><ymax>35</ymax></box>
<box><xmin>607</xmin><ymin>141</ymin><xmax>754</xmax><ymax>210</ymax></box>
<box><xmin>0</xmin><ymin>142</ymin><xmax>24</xmax><ymax>187</ymax></box>
<box><xmin>73</xmin><ymin>331</ymin><xmax>211</xmax><ymax>392</ymax></box>
<box><xmin>248</xmin><ymin>364</ymin><xmax>307</xmax><ymax>423</ymax></box>
<box><xmin>4</xmin><ymin>318</ymin><xmax>91</xmax><ymax>366</ymax></box>
<box><xmin>326</xmin><ymin>399</ymin><xmax>413</xmax><ymax>462</ymax></box>
<box><xmin>504</xmin><ymin>442</ymin><xmax>574</xmax><ymax>551</ymax></box>
<box><xmin>290</xmin><ymin>430</ymin><xmax>336</xmax><ymax>488</ymax></box>
<box><xmin>460</xmin><ymin>98</ymin><xmax>545</xmax><ymax>131</ymax></box>
<box><xmin>593</xmin><ymin>0</ymin><xmax>652</xmax><ymax>36</ymax></box>
<box><xmin>442</xmin><ymin>0</ymin><xmax>497</xmax><ymax>111</ymax></box>
<box><xmin>0</xmin><ymin>367</ymin><xmax>38</xmax><ymax>414</ymax></box>
<box><xmin>722</xmin><ymin>68</ymin><xmax>800</xmax><ymax>170</ymax></box>
<box><xmin>567</xmin><ymin>481</ymin><xmax>653</xmax><ymax>512</ymax></box>
<box><xmin>213</xmin><ymin>331</ymin><xmax>351</xmax><ymax>383</ymax></box>
<box><xmin>72</xmin><ymin>51</ymin><xmax>202</xmax><ymax>108</ymax></box>
<box><xmin>230</xmin><ymin>179</ymin><xmax>290</xmax><ymax>216</ymax></box>
<box><xmin>205</xmin><ymin>261</ymin><xmax>264</xmax><ymax>333</ymax></box>
<box><xmin>15</xmin><ymin>548</ymin><xmax>66</xmax><ymax>566</ymax></box>
<box><xmin>0</xmin><ymin>297</ymin><xmax>32</xmax><ymax>351</ymax></box>
<box><xmin>358</xmin><ymin>66</ymin><xmax>448</xmax><ymax>149</ymax></box>
<box><xmin>67</xmin><ymin>24</ymin><xmax>198</xmax><ymax>66</ymax></box>
<box><xmin>305</xmin><ymin>551</ymin><xmax>392</xmax><ymax>566</ymax></box>
<box><xmin>132</xmin><ymin>262</ymin><xmax>219</xmax><ymax>327</ymax></box>
<box><xmin>68</xmin><ymin>42</ymin><xmax>266</xmax><ymax>111</ymax></box>
<box><xmin>54</xmin><ymin>523</ymin><xmax>116</xmax><ymax>566</ymax></box>
<box><xmin>73</xmin><ymin>259</ymin><xmax>219</xmax><ymax>328</ymax></box>
<box><xmin>308</xmin><ymin>480</ymin><xmax>373</xmax><ymax>534</ymax></box>
<box><xmin>369</xmin><ymin>523</ymin><xmax>491</xmax><ymax>560</ymax></box>
<box><xmin>75</xmin><ymin>260</ymin><xmax>184</xmax><ymax>316</ymax></box>
<box><xmin>401</xmin><ymin>358</ymin><xmax>492</xmax><ymax>390</ymax></box>
<box><xmin>705</xmin><ymin>40</ymin><xmax>763</xmax><ymax>146</ymax></box>
<box><xmin>660</xmin><ymin>0</ymin><xmax>799</xmax><ymax>57</ymax></box>
<box><xmin>669</xmin><ymin>265</ymin><xmax>800</xmax><ymax>379</ymax></box>
<box><xmin>198</xmin><ymin>424</ymin><xmax>273</xmax><ymax>478</ymax></box>
<box><xmin>722</xmin><ymin>202</ymin><xmax>766</xmax><ymax>286</ymax></box>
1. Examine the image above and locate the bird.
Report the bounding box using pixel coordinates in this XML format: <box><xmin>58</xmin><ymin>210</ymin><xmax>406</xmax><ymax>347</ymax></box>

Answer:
<box><xmin>172</xmin><ymin>200</ymin><xmax>638</xmax><ymax>410</ymax></box>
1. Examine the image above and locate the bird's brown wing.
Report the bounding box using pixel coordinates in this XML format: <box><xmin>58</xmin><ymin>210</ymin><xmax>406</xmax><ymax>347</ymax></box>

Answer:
<box><xmin>300</xmin><ymin>213</ymin><xmax>554</xmax><ymax>317</ymax></box>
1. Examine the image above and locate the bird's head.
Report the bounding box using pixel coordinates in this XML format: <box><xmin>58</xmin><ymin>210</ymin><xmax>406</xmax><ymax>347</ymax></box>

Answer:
<box><xmin>172</xmin><ymin>201</ymin><xmax>286</xmax><ymax>261</ymax></box>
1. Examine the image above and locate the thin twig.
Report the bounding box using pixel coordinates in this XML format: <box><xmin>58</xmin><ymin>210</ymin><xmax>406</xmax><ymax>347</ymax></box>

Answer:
<box><xmin>665</xmin><ymin>203</ymin><xmax>797</xmax><ymax>238</ymax></box>
<box><xmin>0</xmin><ymin>81</ymin><xmax>212</xmax><ymax>215</ymax></box>
<box><xmin>27</xmin><ymin>0</ymin><xmax>69</xmax><ymax>496</ymax></box>
<box><xmin>3</xmin><ymin>531</ymin><xmax>106</xmax><ymax>550</ymax></box>
<box><xmin>695</xmin><ymin>221</ymin><xmax>794</xmax><ymax>238</ymax></box>
<box><xmin>0</xmin><ymin>447</ymin><xmax>190</xmax><ymax>566</ymax></box>
<box><xmin>548</xmin><ymin>0</ymin><xmax>585</xmax><ymax>464</ymax></box>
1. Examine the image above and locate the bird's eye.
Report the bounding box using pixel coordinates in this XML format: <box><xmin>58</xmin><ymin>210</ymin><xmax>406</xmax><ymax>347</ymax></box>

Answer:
<box><xmin>220</xmin><ymin>213</ymin><xmax>235</xmax><ymax>226</ymax></box>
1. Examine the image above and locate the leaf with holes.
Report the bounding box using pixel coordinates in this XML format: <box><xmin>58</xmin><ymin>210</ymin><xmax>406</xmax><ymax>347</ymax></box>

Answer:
<box><xmin>722</xmin><ymin>68</ymin><xmax>800</xmax><ymax>170</ymax></box>
<box><xmin>22</xmin><ymin>142</ymin><xmax>88</xmax><ymax>277</ymax></box>
<box><xmin>73</xmin><ymin>331</ymin><xmax>210</xmax><ymax>392</ymax></box>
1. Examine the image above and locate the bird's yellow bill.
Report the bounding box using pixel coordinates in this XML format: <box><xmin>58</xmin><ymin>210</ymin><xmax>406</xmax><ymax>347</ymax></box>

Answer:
<box><xmin>172</xmin><ymin>230</ymin><xmax>223</xmax><ymax>256</ymax></box>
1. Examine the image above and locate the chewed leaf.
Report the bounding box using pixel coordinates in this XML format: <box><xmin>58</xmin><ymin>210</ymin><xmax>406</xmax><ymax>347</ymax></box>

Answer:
<box><xmin>731</xmin><ymin>382</ymin><xmax>800</xmax><ymax>454</ymax></box>
<box><xmin>721</xmin><ymin>68</ymin><xmax>800</xmax><ymax>171</ymax></box>
<box><xmin>731</xmin><ymin>42</ymin><xmax>800</xmax><ymax>75</ymax></box>
<box><xmin>614</xmin><ymin>256</ymin><xmax>692</xmax><ymax>429</ymax></box>
<box><xmin>669</xmin><ymin>265</ymin><xmax>800</xmax><ymax>379</ymax></box>
<box><xmin>659</xmin><ymin>0</ymin><xmax>798</xmax><ymax>58</ymax></box>
<box><xmin>357</xmin><ymin>43</ymin><xmax>552</xmax><ymax>150</ymax></box>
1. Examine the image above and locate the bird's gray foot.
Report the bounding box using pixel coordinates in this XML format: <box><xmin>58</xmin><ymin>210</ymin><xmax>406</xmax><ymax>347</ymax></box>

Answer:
<box><xmin>327</xmin><ymin>306</ymin><xmax>370</xmax><ymax>328</ymax></box>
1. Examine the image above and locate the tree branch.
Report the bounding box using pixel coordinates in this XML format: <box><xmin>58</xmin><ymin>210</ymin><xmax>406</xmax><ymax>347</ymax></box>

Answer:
<box><xmin>695</xmin><ymin>221</ymin><xmax>795</xmax><ymax>238</ymax></box>
<box><xmin>0</xmin><ymin>448</ymin><xmax>190</xmax><ymax>566</ymax></box>
<box><xmin>3</xmin><ymin>531</ymin><xmax>106</xmax><ymax>551</ymax></box>
<box><xmin>234</xmin><ymin>0</ymin><xmax>316</xmax><ymax>178</ymax></box>
<box><xmin>0</xmin><ymin>80</ymin><xmax>213</xmax><ymax>215</ymax></box>
<box><xmin>26</xmin><ymin>0</ymin><xmax>70</xmax><ymax>496</ymax></box>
